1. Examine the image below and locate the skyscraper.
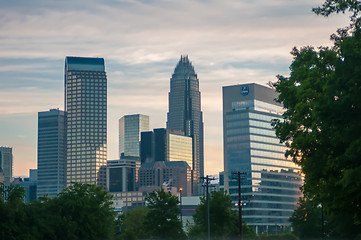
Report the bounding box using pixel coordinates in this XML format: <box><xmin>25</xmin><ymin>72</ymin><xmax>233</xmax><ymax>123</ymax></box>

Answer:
<box><xmin>65</xmin><ymin>56</ymin><xmax>107</xmax><ymax>187</ymax></box>
<box><xmin>140</xmin><ymin>128</ymin><xmax>193</xmax><ymax>170</ymax></box>
<box><xmin>37</xmin><ymin>109</ymin><xmax>66</xmax><ymax>198</ymax></box>
<box><xmin>119</xmin><ymin>114</ymin><xmax>149</xmax><ymax>157</ymax></box>
<box><xmin>223</xmin><ymin>83</ymin><xmax>302</xmax><ymax>234</ymax></box>
<box><xmin>167</xmin><ymin>55</ymin><xmax>204</xmax><ymax>195</ymax></box>
<box><xmin>0</xmin><ymin>146</ymin><xmax>13</xmax><ymax>184</ymax></box>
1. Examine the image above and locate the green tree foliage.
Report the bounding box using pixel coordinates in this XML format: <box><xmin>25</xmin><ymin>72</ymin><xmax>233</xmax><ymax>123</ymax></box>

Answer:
<box><xmin>313</xmin><ymin>0</ymin><xmax>361</xmax><ymax>25</ymax></box>
<box><xmin>56</xmin><ymin>183</ymin><xmax>116</xmax><ymax>239</ymax></box>
<box><xmin>189</xmin><ymin>191</ymin><xmax>256</xmax><ymax>240</ymax></box>
<box><xmin>289</xmin><ymin>198</ymin><xmax>323</xmax><ymax>239</ymax></box>
<box><xmin>144</xmin><ymin>188</ymin><xmax>185</xmax><ymax>240</ymax></box>
<box><xmin>257</xmin><ymin>233</ymin><xmax>298</xmax><ymax>240</ymax></box>
<box><xmin>0</xmin><ymin>183</ymin><xmax>116</xmax><ymax>240</ymax></box>
<box><xmin>272</xmin><ymin>1</ymin><xmax>361</xmax><ymax>237</ymax></box>
<box><xmin>117</xmin><ymin>207</ymin><xmax>148</xmax><ymax>240</ymax></box>
<box><xmin>0</xmin><ymin>185</ymin><xmax>28</xmax><ymax>240</ymax></box>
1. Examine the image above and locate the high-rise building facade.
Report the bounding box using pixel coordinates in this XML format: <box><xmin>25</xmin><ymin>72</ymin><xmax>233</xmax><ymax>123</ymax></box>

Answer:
<box><xmin>140</xmin><ymin>128</ymin><xmax>193</xmax><ymax>169</ymax></box>
<box><xmin>138</xmin><ymin>161</ymin><xmax>192</xmax><ymax>196</ymax></box>
<box><xmin>223</xmin><ymin>83</ymin><xmax>302</xmax><ymax>234</ymax></box>
<box><xmin>119</xmin><ymin>114</ymin><xmax>149</xmax><ymax>157</ymax></box>
<box><xmin>0</xmin><ymin>146</ymin><xmax>12</xmax><ymax>184</ymax></box>
<box><xmin>167</xmin><ymin>55</ymin><xmax>204</xmax><ymax>195</ymax></box>
<box><xmin>106</xmin><ymin>156</ymin><xmax>140</xmax><ymax>192</ymax></box>
<box><xmin>65</xmin><ymin>56</ymin><xmax>107</xmax><ymax>187</ymax></box>
<box><xmin>37</xmin><ymin>109</ymin><xmax>66</xmax><ymax>198</ymax></box>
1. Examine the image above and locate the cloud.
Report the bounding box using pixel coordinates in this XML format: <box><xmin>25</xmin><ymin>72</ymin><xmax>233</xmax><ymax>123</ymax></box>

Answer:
<box><xmin>0</xmin><ymin>87</ymin><xmax>63</xmax><ymax>115</ymax></box>
<box><xmin>0</xmin><ymin>0</ymin><xmax>351</xmax><ymax>176</ymax></box>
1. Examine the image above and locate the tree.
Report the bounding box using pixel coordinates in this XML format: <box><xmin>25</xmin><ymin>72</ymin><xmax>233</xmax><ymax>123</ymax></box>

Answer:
<box><xmin>55</xmin><ymin>183</ymin><xmax>116</xmax><ymax>240</ymax></box>
<box><xmin>189</xmin><ymin>191</ymin><xmax>255</xmax><ymax>240</ymax></box>
<box><xmin>144</xmin><ymin>188</ymin><xmax>185</xmax><ymax>240</ymax></box>
<box><xmin>289</xmin><ymin>198</ymin><xmax>323</xmax><ymax>239</ymax></box>
<box><xmin>0</xmin><ymin>184</ymin><xmax>28</xmax><ymax>240</ymax></box>
<box><xmin>272</xmin><ymin>1</ymin><xmax>361</xmax><ymax>237</ymax></box>
<box><xmin>117</xmin><ymin>207</ymin><xmax>148</xmax><ymax>240</ymax></box>
<box><xmin>1</xmin><ymin>183</ymin><xmax>117</xmax><ymax>240</ymax></box>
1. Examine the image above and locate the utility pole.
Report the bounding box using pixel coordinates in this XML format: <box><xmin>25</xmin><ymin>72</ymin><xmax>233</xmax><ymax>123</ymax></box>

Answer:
<box><xmin>232</xmin><ymin>171</ymin><xmax>246</xmax><ymax>240</ymax></box>
<box><xmin>201</xmin><ymin>175</ymin><xmax>215</xmax><ymax>240</ymax></box>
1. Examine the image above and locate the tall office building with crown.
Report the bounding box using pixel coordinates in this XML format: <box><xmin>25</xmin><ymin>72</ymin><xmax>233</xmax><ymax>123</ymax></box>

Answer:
<box><xmin>167</xmin><ymin>55</ymin><xmax>204</xmax><ymax>195</ymax></box>
<box><xmin>64</xmin><ymin>56</ymin><xmax>107</xmax><ymax>187</ymax></box>
<box><xmin>223</xmin><ymin>83</ymin><xmax>302</xmax><ymax>234</ymax></box>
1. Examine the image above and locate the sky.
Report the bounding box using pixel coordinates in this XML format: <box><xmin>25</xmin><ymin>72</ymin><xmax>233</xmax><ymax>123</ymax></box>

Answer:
<box><xmin>0</xmin><ymin>0</ymin><xmax>350</xmax><ymax>177</ymax></box>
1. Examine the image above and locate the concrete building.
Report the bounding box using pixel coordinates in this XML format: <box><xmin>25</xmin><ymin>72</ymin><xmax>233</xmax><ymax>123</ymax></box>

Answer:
<box><xmin>223</xmin><ymin>83</ymin><xmax>303</xmax><ymax>234</ymax></box>
<box><xmin>140</xmin><ymin>128</ymin><xmax>193</xmax><ymax>171</ymax></box>
<box><xmin>37</xmin><ymin>109</ymin><xmax>66</xmax><ymax>198</ymax></box>
<box><xmin>138</xmin><ymin>161</ymin><xmax>191</xmax><ymax>196</ymax></box>
<box><xmin>167</xmin><ymin>55</ymin><xmax>204</xmax><ymax>195</ymax></box>
<box><xmin>106</xmin><ymin>156</ymin><xmax>140</xmax><ymax>192</ymax></box>
<box><xmin>0</xmin><ymin>146</ymin><xmax>13</xmax><ymax>184</ymax></box>
<box><xmin>65</xmin><ymin>56</ymin><xmax>107</xmax><ymax>187</ymax></box>
<box><xmin>119</xmin><ymin>114</ymin><xmax>149</xmax><ymax>158</ymax></box>
<box><xmin>13</xmin><ymin>169</ymin><xmax>37</xmax><ymax>202</ymax></box>
<box><xmin>179</xmin><ymin>196</ymin><xmax>201</xmax><ymax>227</ymax></box>
<box><xmin>111</xmin><ymin>191</ymin><xmax>146</xmax><ymax>213</ymax></box>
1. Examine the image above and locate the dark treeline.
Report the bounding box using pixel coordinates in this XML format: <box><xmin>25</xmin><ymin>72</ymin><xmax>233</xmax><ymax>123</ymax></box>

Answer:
<box><xmin>0</xmin><ymin>183</ymin><xmax>116</xmax><ymax>240</ymax></box>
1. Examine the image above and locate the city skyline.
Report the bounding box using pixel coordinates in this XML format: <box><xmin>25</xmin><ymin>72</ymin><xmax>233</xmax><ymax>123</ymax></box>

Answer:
<box><xmin>0</xmin><ymin>0</ymin><xmax>349</xmax><ymax>177</ymax></box>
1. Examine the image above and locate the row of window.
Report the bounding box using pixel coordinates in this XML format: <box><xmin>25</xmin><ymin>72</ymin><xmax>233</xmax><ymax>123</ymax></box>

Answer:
<box><xmin>67</xmin><ymin>140</ymin><xmax>106</xmax><ymax>145</ymax></box>
<box><xmin>67</xmin><ymin>77</ymin><xmax>106</xmax><ymax>81</ymax></box>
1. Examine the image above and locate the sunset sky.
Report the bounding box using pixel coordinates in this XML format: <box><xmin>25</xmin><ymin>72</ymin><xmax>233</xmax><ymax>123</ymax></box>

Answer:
<box><xmin>0</xmin><ymin>0</ymin><xmax>349</xmax><ymax>177</ymax></box>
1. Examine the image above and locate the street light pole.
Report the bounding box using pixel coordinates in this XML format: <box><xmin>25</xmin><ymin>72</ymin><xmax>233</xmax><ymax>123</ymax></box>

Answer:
<box><xmin>179</xmin><ymin>187</ymin><xmax>183</xmax><ymax>225</ymax></box>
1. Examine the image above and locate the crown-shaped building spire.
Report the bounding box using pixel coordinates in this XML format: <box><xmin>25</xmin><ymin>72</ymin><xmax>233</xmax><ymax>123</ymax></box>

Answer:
<box><xmin>174</xmin><ymin>55</ymin><xmax>195</xmax><ymax>75</ymax></box>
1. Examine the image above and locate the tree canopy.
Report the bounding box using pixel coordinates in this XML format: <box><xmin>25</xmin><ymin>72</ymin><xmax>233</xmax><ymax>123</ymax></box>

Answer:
<box><xmin>143</xmin><ymin>188</ymin><xmax>185</xmax><ymax>240</ymax></box>
<box><xmin>289</xmin><ymin>198</ymin><xmax>324</xmax><ymax>239</ymax></box>
<box><xmin>272</xmin><ymin>1</ymin><xmax>361</xmax><ymax>237</ymax></box>
<box><xmin>117</xmin><ymin>207</ymin><xmax>148</xmax><ymax>240</ymax></box>
<box><xmin>0</xmin><ymin>183</ymin><xmax>116</xmax><ymax>240</ymax></box>
<box><xmin>189</xmin><ymin>191</ymin><xmax>255</xmax><ymax>240</ymax></box>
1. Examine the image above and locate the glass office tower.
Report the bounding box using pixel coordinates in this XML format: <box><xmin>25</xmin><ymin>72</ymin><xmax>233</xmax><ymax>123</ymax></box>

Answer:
<box><xmin>140</xmin><ymin>128</ymin><xmax>193</xmax><ymax>169</ymax></box>
<box><xmin>65</xmin><ymin>56</ymin><xmax>107</xmax><ymax>187</ymax></box>
<box><xmin>119</xmin><ymin>114</ymin><xmax>149</xmax><ymax>157</ymax></box>
<box><xmin>223</xmin><ymin>83</ymin><xmax>302</xmax><ymax>234</ymax></box>
<box><xmin>0</xmin><ymin>146</ymin><xmax>13</xmax><ymax>184</ymax></box>
<box><xmin>37</xmin><ymin>109</ymin><xmax>66</xmax><ymax>198</ymax></box>
<box><xmin>167</xmin><ymin>55</ymin><xmax>204</xmax><ymax>195</ymax></box>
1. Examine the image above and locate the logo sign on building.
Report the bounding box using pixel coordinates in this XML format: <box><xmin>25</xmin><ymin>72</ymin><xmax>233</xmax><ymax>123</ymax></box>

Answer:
<box><xmin>241</xmin><ymin>86</ymin><xmax>249</xmax><ymax>96</ymax></box>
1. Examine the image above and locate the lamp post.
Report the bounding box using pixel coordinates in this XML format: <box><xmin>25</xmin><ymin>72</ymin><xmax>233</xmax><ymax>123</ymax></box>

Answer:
<box><xmin>179</xmin><ymin>187</ymin><xmax>183</xmax><ymax>225</ymax></box>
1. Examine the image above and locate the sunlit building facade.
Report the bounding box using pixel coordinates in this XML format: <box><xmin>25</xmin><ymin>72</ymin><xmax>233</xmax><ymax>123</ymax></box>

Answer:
<box><xmin>223</xmin><ymin>83</ymin><xmax>302</xmax><ymax>234</ymax></box>
<box><xmin>138</xmin><ymin>161</ymin><xmax>192</xmax><ymax>196</ymax></box>
<box><xmin>119</xmin><ymin>114</ymin><xmax>149</xmax><ymax>157</ymax></box>
<box><xmin>140</xmin><ymin>128</ymin><xmax>193</xmax><ymax>170</ymax></box>
<box><xmin>65</xmin><ymin>56</ymin><xmax>107</xmax><ymax>187</ymax></box>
